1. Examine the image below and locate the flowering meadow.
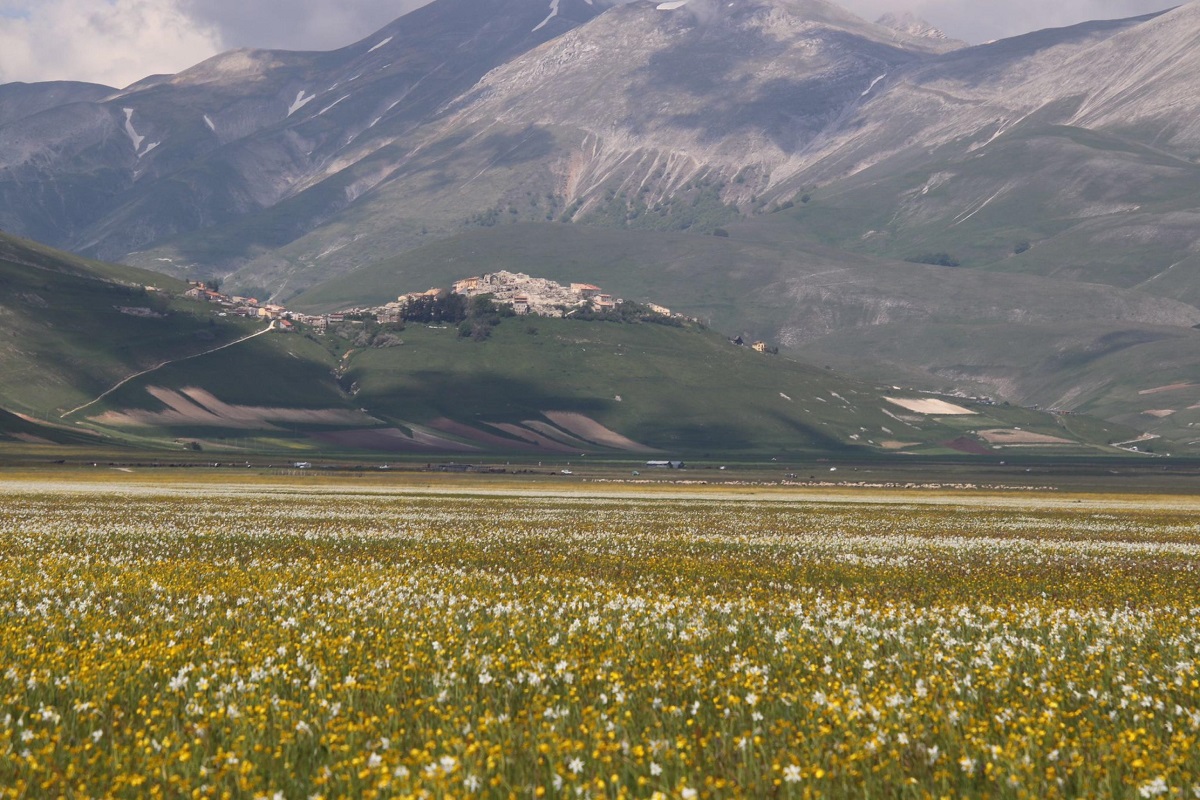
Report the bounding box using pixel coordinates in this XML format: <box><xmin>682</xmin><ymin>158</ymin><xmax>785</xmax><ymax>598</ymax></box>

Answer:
<box><xmin>0</xmin><ymin>478</ymin><xmax>1198</xmax><ymax>799</ymax></box>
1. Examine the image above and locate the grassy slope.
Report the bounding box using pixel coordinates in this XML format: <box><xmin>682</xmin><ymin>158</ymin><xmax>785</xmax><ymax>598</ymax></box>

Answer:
<box><xmin>760</xmin><ymin>124</ymin><xmax>1200</xmax><ymax>293</ymax></box>
<box><xmin>0</xmin><ymin>229</ymin><xmax>1144</xmax><ymax>456</ymax></box>
<box><xmin>0</xmin><ymin>231</ymin><xmax>266</xmax><ymax>422</ymax></box>
<box><xmin>287</xmin><ymin>219</ymin><xmax>1199</xmax><ymax>447</ymax></box>
<box><xmin>99</xmin><ymin>333</ymin><xmax>346</xmax><ymax>413</ymax></box>
<box><xmin>343</xmin><ymin>318</ymin><xmax>1135</xmax><ymax>455</ymax></box>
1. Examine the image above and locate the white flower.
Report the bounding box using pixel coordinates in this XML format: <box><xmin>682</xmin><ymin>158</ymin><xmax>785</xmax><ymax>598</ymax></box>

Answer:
<box><xmin>959</xmin><ymin>756</ymin><xmax>976</xmax><ymax>773</ymax></box>
<box><xmin>463</xmin><ymin>774</ymin><xmax>482</xmax><ymax>791</ymax></box>
<box><xmin>478</xmin><ymin>671</ymin><xmax>493</xmax><ymax>686</ymax></box>
<box><xmin>367</xmin><ymin>753</ymin><xmax>382</xmax><ymax>769</ymax></box>
<box><xmin>745</xmin><ymin>693</ymin><xmax>758</xmax><ymax>707</ymax></box>
<box><xmin>783</xmin><ymin>765</ymin><xmax>802</xmax><ymax>783</ymax></box>
<box><xmin>1139</xmin><ymin>778</ymin><xmax>1169</xmax><ymax>798</ymax></box>
<box><xmin>568</xmin><ymin>757</ymin><xmax>584</xmax><ymax>775</ymax></box>
<box><xmin>650</xmin><ymin>762</ymin><xmax>662</xmax><ymax>776</ymax></box>
<box><xmin>682</xmin><ymin>789</ymin><xmax>698</xmax><ymax>799</ymax></box>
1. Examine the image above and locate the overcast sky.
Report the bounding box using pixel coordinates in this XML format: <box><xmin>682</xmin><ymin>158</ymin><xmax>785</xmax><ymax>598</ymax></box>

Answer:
<box><xmin>0</xmin><ymin>0</ymin><xmax>1182</xmax><ymax>89</ymax></box>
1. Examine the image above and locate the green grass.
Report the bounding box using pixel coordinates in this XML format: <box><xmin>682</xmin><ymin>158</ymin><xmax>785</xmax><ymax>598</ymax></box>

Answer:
<box><xmin>0</xmin><ymin>232</ymin><xmax>259</xmax><ymax>419</ymax></box>
<box><xmin>101</xmin><ymin>333</ymin><xmax>344</xmax><ymax>413</ymax></box>
<box><xmin>342</xmin><ymin>318</ymin><xmax>1130</xmax><ymax>455</ymax></box>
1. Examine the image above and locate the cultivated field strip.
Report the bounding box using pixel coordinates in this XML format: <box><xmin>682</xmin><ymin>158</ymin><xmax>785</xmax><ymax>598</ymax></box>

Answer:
<box><xmin>0</xmin><ymin>482</ymin><xmax>1197</xmax><ymax>798</ymax></box>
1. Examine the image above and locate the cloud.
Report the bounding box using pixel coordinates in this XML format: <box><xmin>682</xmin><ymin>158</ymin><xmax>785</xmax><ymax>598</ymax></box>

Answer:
<box><xmin>0</xmin><ymin>0</ymin><xmax>222</xmax><ymax>88</ymax></box>
<box><xmin>178</xmin><ymin>0</ymin><xmax>429</xmax><ymax>51</ymax></box>
<box><xmin>836</xmin><ymin>0</ymin><xmax>1178</xmax><ymax>43</ymax></box>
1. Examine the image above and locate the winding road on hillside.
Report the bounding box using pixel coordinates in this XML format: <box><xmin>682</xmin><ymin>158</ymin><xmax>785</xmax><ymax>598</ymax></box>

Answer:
<box><xmin>61</xmin><ymin>322</ymin><xmax>276</xmax><ymax>419</ymax></box>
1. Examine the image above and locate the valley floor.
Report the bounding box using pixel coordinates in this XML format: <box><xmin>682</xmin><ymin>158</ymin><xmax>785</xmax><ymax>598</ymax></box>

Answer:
<box><xmin>0</xmin><ymin>474</ymin><xmax>1197</xmax><ymax>797</ymax></box>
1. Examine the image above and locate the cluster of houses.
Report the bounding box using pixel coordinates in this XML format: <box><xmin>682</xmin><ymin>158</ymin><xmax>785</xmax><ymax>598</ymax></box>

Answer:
<box><xmin>180</xmin><ymin>271</ymin><xmax>686</xmax><ymax>333</ymax></box>
<box><xmin>451</xmin><ymin>271</ymin><xmax>645</xmax><ymax>317</ymax></box>
<box><xmin>184</xmin><ymin>282</ymin><xmax>285</xmax><ymax>320</ymax></box>
<box><xmin>182</xmin><ymin>281</ymin><xmax>328</xmax><ymax>332</ymax></box>
<box><xmin>335</xmin><ymin>271</ymin><xmax>679</xmax><ymax>324</ymax></box>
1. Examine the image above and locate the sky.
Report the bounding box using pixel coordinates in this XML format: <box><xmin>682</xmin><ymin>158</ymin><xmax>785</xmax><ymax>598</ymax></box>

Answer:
<box><xmin>0</xmin><ymin>0</ymin><xmax>1182</xmax><ymax>89</ymax></box>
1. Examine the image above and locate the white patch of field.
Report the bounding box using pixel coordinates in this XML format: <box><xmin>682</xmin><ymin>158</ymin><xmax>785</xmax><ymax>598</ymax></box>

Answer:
<box><xmin>544</xmin><ymin>417</ymin><xmax>657</xmax><ymax>453</ymax></box>
<box><xmin>884</xmin><ymin>397</ymin><xmax>976</xmax><ymax>415</ymax></box>
<box><xmin>542</xmin><ymin>411</ymin><xmax>656</xmax><ymax>452</ymax></box>
<box><xmin>1143</xmin><ymin>409</ymin><xmax>1176</xmax><ymax>418</ymax></box>
<box><xmin>879</xmin><ymin>440</ymin><xmax>919</xmax><ymax>450</ymax></box>
<box><xmin>1139</xmin><ymin>383</ymin><xmax>1197</xmax><ymax>395</ymax></box>
<box><xmin>978</xmin><ymin>429</ymin><xmax>1073</xmax><ymax>445</ymax></box>
<box><xmin>520</xmin><ymin>420</ymin><xmax>593</xmax><ymax>449</ymax></box>
<box><xmin>90</xmin><ymin>387</ymin><xmax>379</xmax><ymax>429</ymax></box>
<box><xmin>486</xmin><ymin>423</ymin><xmax>576</xmax><ymax>453</ymax></box>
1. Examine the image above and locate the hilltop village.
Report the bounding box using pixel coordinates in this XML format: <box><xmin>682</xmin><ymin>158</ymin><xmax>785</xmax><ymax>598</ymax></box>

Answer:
<box><xmin>177</xmin><ymin>271</ymin><xmax>782</xmax><ymax>350</ymax></box>
<box><xmin>339</xmin><ymin>271</ymin><xmax>679</xmax><ymax>324</ymax></box>
<box><xmin>184</xmin><ymin>272</ymin><xmax>681</xmax><ymax>327</ymax></box>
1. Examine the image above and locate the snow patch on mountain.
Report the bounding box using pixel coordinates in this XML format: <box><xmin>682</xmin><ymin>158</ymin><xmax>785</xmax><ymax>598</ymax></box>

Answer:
<box><xmin>368</xmin><ymin>36</ymin><xmax>394</xmax><ymax>54</ymax></box>
<box><xmin>288</xmin><ymin>90</ymin><xmax>316</xmax><ymax>116</ymax></box>
<box><xmin>532</xmin><ymin>0</ymin><xmax>560</xmax><ymax>32</ymax></box>
<box><xmin>318</xmin><ymin>96</ymin><xmax>351</xmax><ymax>116</ymax></box>
<box><xmin>657</xmin><ymin>1</ymin><xmax>688</xmax><ymax>9</ymax></box>
<box><xmin>860</xmin><ymin>73</ymin><xmax>887</xmax><ymax>97</ymax></box>
<box><xmin>122</xmin><ymin>108</ymin><xmax>144</xmax><ymax>153</ymax></box>
<box><xmin>203</xmin><ymin>115</ymin><xmax>216</xmax><ymax>132</ymax></box>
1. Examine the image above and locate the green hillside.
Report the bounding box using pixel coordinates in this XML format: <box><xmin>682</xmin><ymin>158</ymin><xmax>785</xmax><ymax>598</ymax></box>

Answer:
<box><xmin>80</xmin><ymin>306</ymin><xmax>1140</xmax><ymax>457</ymax></box>
<box><xmin>344</xmin><ymin>318</ymin><xmax>1142</xmax><ymax>455</ymax></box>
<box><xmin>0</xmin><ymin>231</ymin><xmax>271</xmax><ymax>423</ymax></box>
<box><xmin>286</xmin><ymin>221</ymin><xmax>1200</xmax><ymax>449</ymax></box>
<box><xmin>0</xmin><ymin>230</ymin><xmax>1149</xmax><ymax>457</ymax></box>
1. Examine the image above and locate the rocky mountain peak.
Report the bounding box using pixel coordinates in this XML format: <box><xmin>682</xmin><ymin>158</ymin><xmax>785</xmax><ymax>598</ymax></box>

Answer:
<box><xmin>875</xmin><ymin>11</ymin><xmax>963</xmax><ymax>48</ymax></box>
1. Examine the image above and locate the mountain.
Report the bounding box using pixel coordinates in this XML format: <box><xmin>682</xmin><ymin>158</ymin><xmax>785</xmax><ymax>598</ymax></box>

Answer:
<box><xmin>0</xmin><ymin>0</ymin><xmax>965</xmax><ymax>298</ymax></box>
<box><xmin>1</xmin><ymin>0</ymin><xmax>1191</xmax><ymax>301</ymax></box>
<box><xmin>0</xmin><ymin>0</ymin><xmax>605</xmax><ymax>279</ymax></box>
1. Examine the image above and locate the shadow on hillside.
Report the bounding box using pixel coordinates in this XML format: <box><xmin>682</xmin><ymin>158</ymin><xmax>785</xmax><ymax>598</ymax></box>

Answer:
<box><xmin>357</xmin><ymin>370</ymin><xmax>610</xmax><ymax>422</ymax></box>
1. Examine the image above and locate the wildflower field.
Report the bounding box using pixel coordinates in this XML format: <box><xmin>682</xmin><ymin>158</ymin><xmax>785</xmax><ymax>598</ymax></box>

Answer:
<box><xmin>0</xmin><ymin>477</ymin><xmax>1198</xmax><ymax>799</ymax></box>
